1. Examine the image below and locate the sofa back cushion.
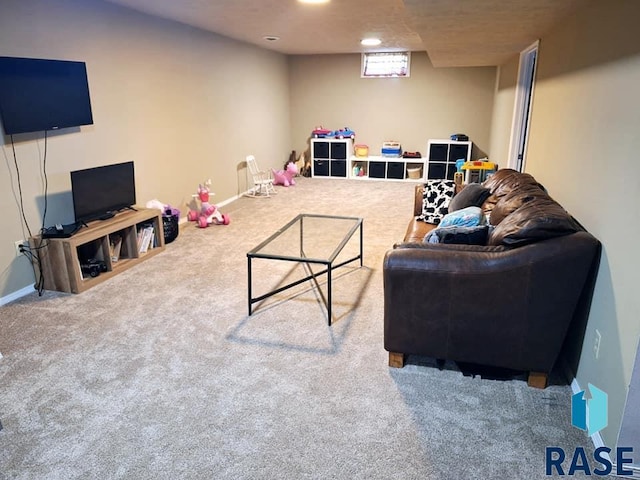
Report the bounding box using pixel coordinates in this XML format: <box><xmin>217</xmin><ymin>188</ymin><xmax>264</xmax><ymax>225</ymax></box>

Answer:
<box><xmin>487</xmin><ymin>195</ymin><xmax>581</xmax><ymax>246</ymax></box>
<box><xmin>482</xmin><ymin>168</ymin><xmax>541</xmax><ymax>197</ymax></box>
<box><xmin>489</xmin><ymin>183</ymin><xmax>549</xmax><ymax>225</ymax></box>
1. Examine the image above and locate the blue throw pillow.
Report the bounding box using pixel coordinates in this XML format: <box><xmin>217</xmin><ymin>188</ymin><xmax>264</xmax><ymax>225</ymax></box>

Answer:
<box><xmin>438</xmin><ymin>206</ymin><xmax>485</xmax><ymax>228</ymax></box>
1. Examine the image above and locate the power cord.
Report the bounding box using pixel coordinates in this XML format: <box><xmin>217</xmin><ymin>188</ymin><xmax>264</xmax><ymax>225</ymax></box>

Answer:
<box><xmin>10</xmin><ymin>134</ymin><xmax>33</xmax><ymax>240</ymax></box>
<box><xmin>40</xmin><ymin>130</ymin><xmax>49</xmax><ymax>235</ymax></box>
<box><xmin>10</xmin><ymin>132</ymin><xmax>49</xmax><ymax>296</ymax></box>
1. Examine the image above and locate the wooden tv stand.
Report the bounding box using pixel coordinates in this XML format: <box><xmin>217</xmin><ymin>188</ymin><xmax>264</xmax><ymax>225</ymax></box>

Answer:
<box><xmin>30</xmin><ymin>208</ymin><xmax>165</xmax><ymax>294</ymax></box>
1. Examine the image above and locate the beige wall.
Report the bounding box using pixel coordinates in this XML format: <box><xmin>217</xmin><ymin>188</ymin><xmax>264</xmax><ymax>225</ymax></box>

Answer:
<box><xmin>0</xmin><ymin>0</ymin><xmax>291</xmax><ymax>297</ymax></box>
<box><xmin>493</xmin><ymin>0</ymin><xmax>640</xmax><ymax>449</ymax></box>
<box><xmin>289</xmin><ymin>52</ymin><xmax>496</xmax><ymax>161</ymax></box>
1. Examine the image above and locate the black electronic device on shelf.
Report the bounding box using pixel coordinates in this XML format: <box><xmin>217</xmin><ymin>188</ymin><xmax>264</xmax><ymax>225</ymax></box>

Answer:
<box><xmin>41</xmin><ymin>222</ymin><xmax>83</xmax><ymax>239</ymax></box>
<box><xmin>80</xmin><ymin>258</ymin><xmax>107</xmax><ymax>278</ymax></box>
<box><xmin>70</xmin><ymin>161</ymin><xmax>137</xmax><ymax>224</ymax></box>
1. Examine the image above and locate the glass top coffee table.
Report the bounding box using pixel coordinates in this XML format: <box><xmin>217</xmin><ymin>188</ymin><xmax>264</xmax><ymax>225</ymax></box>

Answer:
<box><xmin>247</xmin><ymin>213</ymin><xmax>363</xmax><ymax>325</ymax></box>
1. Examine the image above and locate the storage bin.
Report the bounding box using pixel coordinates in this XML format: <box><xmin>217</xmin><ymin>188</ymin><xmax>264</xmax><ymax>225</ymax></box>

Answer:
<box><xmin>387</xmin><ymin>162</ymin><xmax>405</xmax><ymax>179</ymax></box>
<box><xmin>313</xmin><ymin>160</ymin><xmax>329</xmax><ymax>176</ymax></box>
<box><xmin>330</xmin><ymin>142</ymin><xmax>347</xmax><ymax>160</ymax></box>
<box><xmin>406</xmin><ymin>166</ymin><xmax>423</xmax><ymax>179</ymax></box>
<box><xmin>330</xmin><ymin>160</ymin><xmax>347</xmax><ymax>177</ymax></box>
<box><xmin>162</xmin><ymin>212</ymin><xmax>180</xmax><ymax>244</ymax></box>
<box><xmin>369</xmin><ymin>161</ymin><xmax>386</xmax><ymax>178</ymax></box>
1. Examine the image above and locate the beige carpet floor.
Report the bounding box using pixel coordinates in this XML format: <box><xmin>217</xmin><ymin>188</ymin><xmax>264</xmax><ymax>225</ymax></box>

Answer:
<box><xmin>0</xmin><ymin>177</ymin><xmax>593</xmax><ymax>479</ymax></box>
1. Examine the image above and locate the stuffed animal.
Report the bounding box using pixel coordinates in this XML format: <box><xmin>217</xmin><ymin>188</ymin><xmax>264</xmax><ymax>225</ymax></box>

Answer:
<box><xmin>272</xmin><ymin>161</ymin><xmax>298</xmax><ymax>187</ymax></box>
<box><xmin>186</xmin><ymin>180</ymin><xmax>230</xmax><ymax>228</ymax></box>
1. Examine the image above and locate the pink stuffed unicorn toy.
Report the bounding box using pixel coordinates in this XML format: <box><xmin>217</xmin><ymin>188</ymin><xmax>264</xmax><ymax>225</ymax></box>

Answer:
<box><xmin>272</xmin><ymin>161</ymin><xmax>298</xmax><ymax>187</ymax></box>
<box><xmin>187</xmin><ymin>180</ymin><xmax>230</xmax><ymax>228</ymax></box>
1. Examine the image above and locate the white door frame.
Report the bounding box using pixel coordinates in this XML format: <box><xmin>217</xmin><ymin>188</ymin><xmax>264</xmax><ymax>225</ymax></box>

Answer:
<box><xmin>507</xmin><ymin>40</ymin><xmax>539</xmax><ymax>172</ymax></box>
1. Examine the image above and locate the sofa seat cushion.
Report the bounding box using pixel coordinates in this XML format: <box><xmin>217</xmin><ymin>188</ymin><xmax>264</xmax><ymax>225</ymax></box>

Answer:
<box><xmin>404</xmin><ymin>217</ymin><xmax>437</xmax><ymax>243</ymax></box>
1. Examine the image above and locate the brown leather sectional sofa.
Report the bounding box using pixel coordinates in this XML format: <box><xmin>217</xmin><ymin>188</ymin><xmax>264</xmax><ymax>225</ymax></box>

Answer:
<box><xmin>383</xmin><ymin>169</ymin><xmax>601</xmax><ymax>388</ymax></box>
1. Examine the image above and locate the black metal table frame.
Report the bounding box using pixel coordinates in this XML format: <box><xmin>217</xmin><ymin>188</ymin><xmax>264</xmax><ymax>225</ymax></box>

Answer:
<box><xmin>247</xmin><ymin>213</ymin><xmax>363</xmax><ymax>326</ymax></box>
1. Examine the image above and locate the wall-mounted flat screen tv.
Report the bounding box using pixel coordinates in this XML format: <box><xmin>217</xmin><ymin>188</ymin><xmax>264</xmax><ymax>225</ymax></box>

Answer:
<box><xmin>0</xmin><ymin>56</ymin><xmax>93</xmax><ymax>135</ymax></box>
<box><xmin>71</xmin><ymin>161</ymin><xmax>136</xmax><ymax>224</ymax></box>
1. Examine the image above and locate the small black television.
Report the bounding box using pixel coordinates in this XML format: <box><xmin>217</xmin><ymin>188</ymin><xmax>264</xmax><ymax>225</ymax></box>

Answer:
<box><xmin>0</xmin><ymin>56</ymin><xmax>93</xmax><ymax>135</ymax></box>
<box><xmin>71</xmin><ymin>161</ymin><xmax>136</xmax><ymax>224</ymax></box>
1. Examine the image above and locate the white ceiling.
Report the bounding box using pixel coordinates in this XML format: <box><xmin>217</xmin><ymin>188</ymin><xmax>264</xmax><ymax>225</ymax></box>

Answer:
<box><xmin>102</xmin><ymin>0</ymin><xmax>582</xmax><ymax>67</ymax></box>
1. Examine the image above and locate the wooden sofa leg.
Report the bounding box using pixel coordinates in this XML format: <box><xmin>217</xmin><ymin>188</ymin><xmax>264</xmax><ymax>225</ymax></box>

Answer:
<box><xmin>388</xmin><ymin>352</ymin><xmax>406</xmax><ymax>368</ymax></box>
<box><xmin>528</xmin><ymin>371</ymin><xmax>548</xmax><ymax>389</ymax></box>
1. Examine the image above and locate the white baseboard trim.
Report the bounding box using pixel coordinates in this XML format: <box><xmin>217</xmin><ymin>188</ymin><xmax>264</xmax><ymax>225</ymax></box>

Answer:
<box><xmin>0</xmin><ymin>284</ymin><xmax>35</xmax><ymax>307</ymax></box>
<box><xmin>217</xmin><ymin>193</ymin><xmax>241</xmax><ymax>208</ymax></box>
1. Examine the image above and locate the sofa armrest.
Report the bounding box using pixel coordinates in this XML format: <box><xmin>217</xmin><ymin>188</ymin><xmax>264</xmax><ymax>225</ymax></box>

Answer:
<box><xmin>413</xmin><ymin>184</ymin><xmax>424</xmax><ymax>216</ymax></box>
<box><xmin>383</xmin><ymin>232</ymin><xmax>600</xmax><ymax>373</ymax></box>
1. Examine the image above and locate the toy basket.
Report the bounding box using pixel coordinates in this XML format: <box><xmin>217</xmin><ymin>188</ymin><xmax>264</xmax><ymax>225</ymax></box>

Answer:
<box><xmin>162</xmin><ymin>211</ymin><xmax>180</xmax><ymax>244</ymax></box>
<box><xmin>406</xmin><ymin>166</ymin><xmax>423</xmax><ymax>179</ymax></box>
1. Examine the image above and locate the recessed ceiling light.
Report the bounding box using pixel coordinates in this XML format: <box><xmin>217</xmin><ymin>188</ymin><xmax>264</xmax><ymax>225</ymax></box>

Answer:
<box><xmin>263</xmin><ymin>35</ymin><xmax>280</xmax><ymax>42</ymax></box>
<box><xmin>298</xmin><ymin>0</ymin><xmax>330</xmax><ymax>4</ymax></box>
<box><xmin>361</xmin><ymin>38</ymin><xmax>382</xmax><ymax>46</ymax></box>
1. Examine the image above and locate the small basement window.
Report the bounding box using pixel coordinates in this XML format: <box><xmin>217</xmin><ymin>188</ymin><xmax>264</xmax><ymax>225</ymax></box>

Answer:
<box><xmin>361</xmin><ymin>52</ymin><xmax>411</xmax><ymax>78</ymax></box>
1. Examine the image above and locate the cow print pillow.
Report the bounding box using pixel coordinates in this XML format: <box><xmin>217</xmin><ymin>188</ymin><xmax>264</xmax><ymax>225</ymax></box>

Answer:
<box><xmin>418</xmin><ymin>179</ymin><xmax>456</xmax><ymax>224</ymax></box>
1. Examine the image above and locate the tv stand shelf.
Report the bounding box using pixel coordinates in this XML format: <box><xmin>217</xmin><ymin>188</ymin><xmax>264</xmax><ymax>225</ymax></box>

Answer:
<box><xmin>30</xmin><ymin>208</ymin><xmax>165</xmax><ymax>294</ymax></box>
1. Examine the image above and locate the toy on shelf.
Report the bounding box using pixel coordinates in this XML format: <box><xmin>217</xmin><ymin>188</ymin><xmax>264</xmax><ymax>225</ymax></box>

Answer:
<box><xmin>382</xmin><ymin>141</ymin><xmax>402</xmax><ymax>158</ymax></box>
<box><xmin>450</xmin><ymin>133</ymin><xmax>469</xmax><ymax>141</ymax></box>
<box><xmin>311</xmin><ymin>126</ymin><xmax>332</xmax><ymax>138</ymax></box>
<box><xmin>331</xmin><ymin>127</ymin><xmax>356</xmax><ymax>139</ymax></box>
<box><xmin>461</xmin><ymin>159</ymin><xmax>498</xmax><ymax>183</ymax></box>
<box><xmin>454</xmin><ymin>160</ymin><xmax>465</xmax><ymax>186</ymax></box>
<box><xmin>272</xmin><ymin>161</ymin><xmax>298</xmax><ymax>187</ymax></box>
<box><xmin>352</xmin><ymin>164</ymin><xmax>367</xmax><ymax>177</ymax></box>
<box><xmin>186</xmin><ymin>180</ymin><xmax>230</xmax><ymax>228</ymax></box>
<box><xmin>354</xmin><ymin>144</ymin><xmax>369</xmax><ymax>157</ymax></box>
